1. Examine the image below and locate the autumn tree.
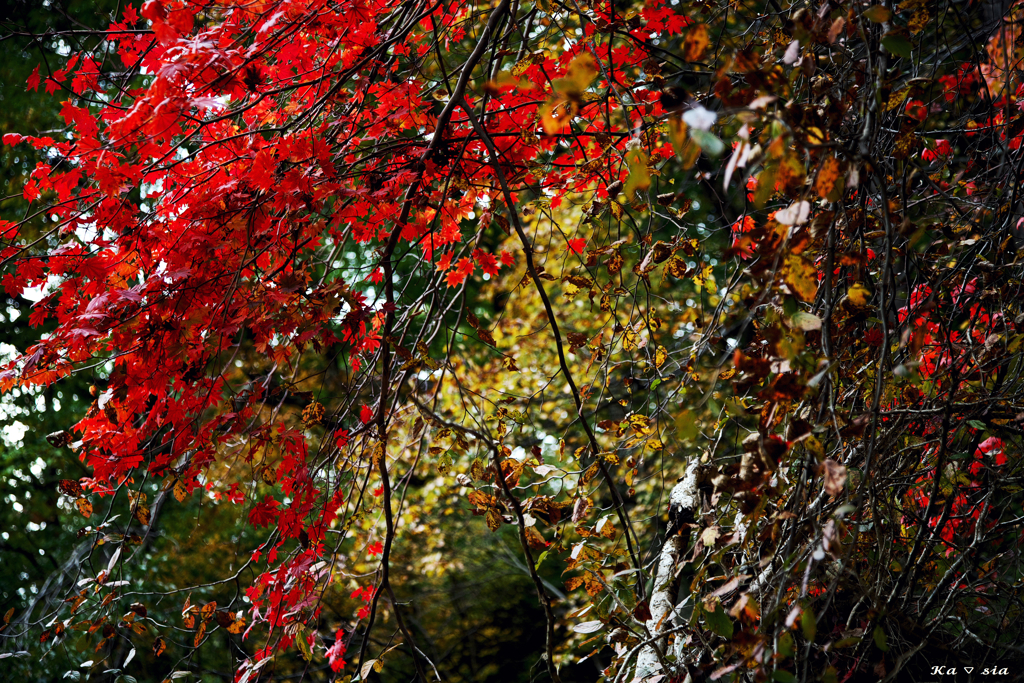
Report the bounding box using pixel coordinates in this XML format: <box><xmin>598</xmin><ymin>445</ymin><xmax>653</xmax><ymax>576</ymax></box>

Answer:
<box><xmin>2</xmin><ymin>0</ymin><xmax>1024</xmax><ymax>681</ymax></box>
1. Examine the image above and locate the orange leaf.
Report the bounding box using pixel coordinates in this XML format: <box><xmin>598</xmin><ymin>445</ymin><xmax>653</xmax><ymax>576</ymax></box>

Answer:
<box><xmin>683</xmin><ymin>24</ymin><xmax>710</xmax><ymax>61</ymax></box>
<box><xmin>815</xmin><ymin>155</ymin><xmax>843</xmax><ymax>200</ymax></box>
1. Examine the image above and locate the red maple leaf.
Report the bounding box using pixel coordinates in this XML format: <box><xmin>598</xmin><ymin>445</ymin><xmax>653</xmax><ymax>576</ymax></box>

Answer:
<box><xmin>445</xmin><ymin>257</ymin><xmax>475</xmax><ymax>288</ymax></box>
<box><xmin>473</xmin><ymin>249</ymin><xmax>500</xmax><ymax>277</ymax></box>
<box><xmin>248</xmin><ymin>496</ymin><xmax>280</xmax><ymax>528</ymax></box>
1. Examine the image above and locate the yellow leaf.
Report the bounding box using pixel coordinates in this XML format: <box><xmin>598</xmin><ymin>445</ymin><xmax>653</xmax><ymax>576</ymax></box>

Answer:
<box><xmin>511</xmin><ymin>56</ymin><xmax>533</xmax><ymax>78</ymax></box>
<box><xmin>552</xmin><ymin>52</ymin><xmax>598</xmax><ymax>100</ymax></box>
<box><xmin>628</xmin><ymin>414</ymin><xmax>652</xmax><ymax>435</ymax></box>
<box><xmin>683</xmin><ymin>24</ymin><xmax>710</xmax><ymax>61</ymax></box>
<box><xmin>655</xmin><ymin>345</ymin><xmax>668</xmax><ymax>368</ymax></box>
<box><xmin>847</xmin><ymin>282</ymin><xmax>871</xmax><ymax>307</ymax></box>
<box><xmin>623</xmin><ymin>148</ymin><xmax>651</xmax><ymax>199</ymax></box>
<box><xmin>668</xmin><ymin>117</ymin><xmax>700</xmax><ymax>168</ymax></box>
<box><xmin>782</xmin><ymin>254</ymin><xmax>817</xmax><ymax>301</ymax></box>
<box><xmin>173</xmin><ymin>479</ymin><xmax>188</xmax><ymax>503</ymax></box>
<box><xmin>227</xmin><ymin>617</ymin><xmax>246</xmax><ymax>634</ymax></box>
<box><xmin>562</xmin><ymin>281</ymin><xmax>580</xmax><ymax>302</ymax></box>
<box><xmin>623</xmin><ymin>327</ymin><xmax>644</xmax><ymax>351</ymax></box>
<box><xmin>804</xmin><ymin>434</ymin><xmax>824</xmax><ymax>459</ymax></box>
<box><xmin>754</xmin><ymin>164</ymin><xmax>777</xmax><ymax>207</ymax></box>
<box><xmin>692</xmin><ymin>263</ymin><xmax>714</xmax><ymax>290</ymax></box>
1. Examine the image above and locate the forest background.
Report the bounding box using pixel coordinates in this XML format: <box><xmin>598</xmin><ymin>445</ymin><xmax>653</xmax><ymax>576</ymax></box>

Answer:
<box><xmin>1</xmin><ymin>0</ymin><xmax>1023</xmax><ymax>681</ymax></box>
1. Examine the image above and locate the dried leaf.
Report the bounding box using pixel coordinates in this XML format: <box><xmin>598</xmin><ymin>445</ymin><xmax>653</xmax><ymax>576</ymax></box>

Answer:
<box><xmin>820</xmin><ymin>459</ymin><xmax>847</xmax><ymax>496</ymax></box>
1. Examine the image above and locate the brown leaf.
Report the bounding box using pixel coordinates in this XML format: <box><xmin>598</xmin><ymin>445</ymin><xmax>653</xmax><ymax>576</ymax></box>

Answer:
<box><xmin>59</xmin><ymin>478</ymin><xmax>83</xmax><ymax>497</ymax></box>
<box><xmin>572</xmin><ymin>497</ymin><xmax>591</xmax><ymax>523</ymax></box>
<box><xmin>821</xmin><ymin>459</ymin><xmax>847</xmax><ymax>496</ymax></box>
<box><xmin>485</xmin><ymin>507</ymin><xmax>502</xmax><ymax>531</ymax></box>
<box><xmin>477</xmin><ymin>327</ymin><xmax>495</xmax><ymax>346</ymax></box>
<box><xmin>525</xmin><ymin>526</ymin><xmax>548</xmax><ymax>550</ymax></box>
<box><xmin>46</xmin><ymin>430</ymin><xmax>71</xmax><ymax>447</ymax></box>
<box><xmin>828</xmin><ymin>16</ymin><xmax>846</xmax><ymax>43</ymax></box>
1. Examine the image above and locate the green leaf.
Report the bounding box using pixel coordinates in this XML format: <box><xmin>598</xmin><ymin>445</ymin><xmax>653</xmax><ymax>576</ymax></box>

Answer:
<box><xmin>968</xmin><ymin>420</ymin><xmax>986</xmax><ymax>429</ymax></box>
<box><xmin>834</xmin><ymin>635</ymin><xmax>862</xmax><ymax>648</ymax></box>
<box><xmin>676</xmin><ymin>410</ymin><xmax>699</xmax><ymax>442</ymax></box>
<box><xmin>295</xmin><ymin>626</ymin><xmax>312</xmax><ymax>661</ymax></box>
<box><xmin>689</xmin><ymin>129</ymin><xmax>725</xmax><ymax>157</ymax></box>
<box><xmin>873</xmin><ymin>625</ymin><xmax>890</xmax><ymax>652</ymax></box>
<box><xmin>777</xmin><ymin>631</ymin><xmax>795</xmax><ymax>659</ymax></box>
<box><xmin>534</xmin><ymin>549</ymin><xmax>549</xmax><ymax>570</ymax></box>
<box><xmin>801</xmin><ymin>607</ymin><xmax>817</xmax><ymax>642</ymax></box>
<box><xmin>705</xmin><ymin>602</ymin><xmax>734</xmax><ymax>638</ymax></box>
<box><xmin>772</xmin><ymin>671</ymin><xmax>796</xmax><ymax>683</ymax></box>
<box><xmin>881</xmin><ymin>34</ymin><xmax>912</xmax><ymax>58</ymax></box>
